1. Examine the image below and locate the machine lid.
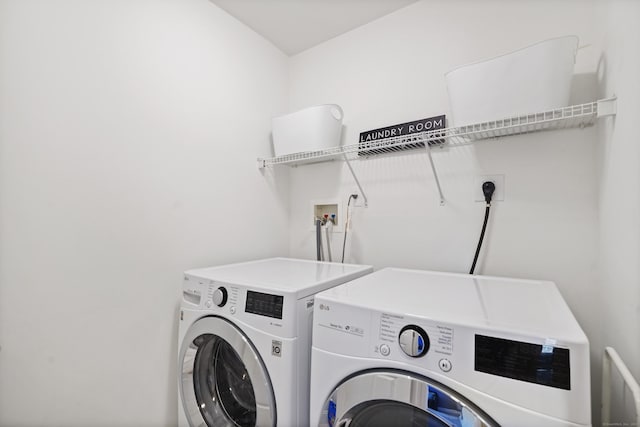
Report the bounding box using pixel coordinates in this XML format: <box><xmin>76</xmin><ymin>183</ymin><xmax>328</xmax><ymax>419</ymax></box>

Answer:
<box><xmin>315</xmin><ymin>268</ymin><xmax>586</xmax><ymax>341</ymax></box>
<box><xmin>179</xmin><ymin>316</ymin><xmax>276</xmax><ymax>427</ymax></box>
<box><xmin>184</xmin><ymin>258</ymin><xmax>372</xmax><ymax>299</ymax></box>
<box><xmin>320</xmin><ymin>370</ymin><xmax>499</xmax><ymax>427</ymax></box>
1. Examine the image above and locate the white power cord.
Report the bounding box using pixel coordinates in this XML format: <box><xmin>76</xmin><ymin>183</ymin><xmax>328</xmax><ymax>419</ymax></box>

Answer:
<box><xmin>325</xmin><ymin>220</ymin><xmax>333</xmax><ymax>262</ymax></box>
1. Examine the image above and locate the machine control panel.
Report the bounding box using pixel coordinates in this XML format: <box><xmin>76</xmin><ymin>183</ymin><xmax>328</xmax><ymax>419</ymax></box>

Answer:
<box><xmin>378</xmin><ymin>313</ymin><xmax>454</xmax><ymax>357</ymax></box>
<box><xmin>398</xmin><ymin>325</ymin><xmax>430</xmax><ymax>357</ymax></box>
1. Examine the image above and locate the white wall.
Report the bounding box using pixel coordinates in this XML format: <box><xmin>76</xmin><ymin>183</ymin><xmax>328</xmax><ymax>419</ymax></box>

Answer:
<box><xmin>0</xmin><ymin>1</ymin><xmax>635</xmax><ymax>426</ymax></box>
<box><xmin>287</xmin><ymin>0</ymin><xmax>606</xmax><ymax>421</ymax></box>
<box><xmin>596</xmin><ymin>0</ymin><xmax>640</xmax><ymax>422</ymax></box>
<box><xmin>0</xmin><ymin>1</ymin><xmax>289</xmax><ymax>426</ymax></box>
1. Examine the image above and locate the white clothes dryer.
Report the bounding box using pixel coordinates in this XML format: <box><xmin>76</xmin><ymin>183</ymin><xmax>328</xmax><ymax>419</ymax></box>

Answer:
<box><xmin>177</xmin><ymin>258</ymin><xmax>372</xmax><ymax>427</ymax></box>
<box><xmin>310</xmin><ymin>268</ymin><xmax>591</xmax><ymax>427</ymax></box>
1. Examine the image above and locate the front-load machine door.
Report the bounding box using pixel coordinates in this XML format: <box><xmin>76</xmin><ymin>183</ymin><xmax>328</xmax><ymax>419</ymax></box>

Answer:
<box><xmin>320</xmin><ymin>370</ymin><xmax>499</xmax><ymax>427</ymax></box>
<box><xmin>179</xmin><ymin>316</ymin><xmax>276</xmax><ymax>427</ymax></box>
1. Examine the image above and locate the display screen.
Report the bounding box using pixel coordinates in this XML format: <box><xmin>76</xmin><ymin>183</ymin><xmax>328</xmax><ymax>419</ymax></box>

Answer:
<box><xmin>245</xmin><ymin>291</ymin><xmax>283</xmax><ymax>319</ymax></box>
<box><xmin>475</xmin><ymin>334</ymin><xmax>570</xmax><ymax>390</ymax></box>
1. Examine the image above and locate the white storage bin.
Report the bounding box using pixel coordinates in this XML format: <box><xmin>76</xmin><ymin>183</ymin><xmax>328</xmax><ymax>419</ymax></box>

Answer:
<box><xmin>445</xmin><ymin>36</ymin><xmax>579</xmax><ymax>127</ymax></box>
<box><xmin>272</xmin><ymin>104</ymin><xmax>343</xmax><ymax>157</ymax></box>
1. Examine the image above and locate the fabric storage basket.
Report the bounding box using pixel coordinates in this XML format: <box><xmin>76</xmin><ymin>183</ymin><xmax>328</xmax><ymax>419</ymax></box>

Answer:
<box><xmin>445</xmin><ymin>36</ymin><xmax>579</xmax><ymax>127</ymax></box>
<box><xmin>272</xmin><ymin>104</ymin><xmax>344</xmax><ymax>157</ymax></box>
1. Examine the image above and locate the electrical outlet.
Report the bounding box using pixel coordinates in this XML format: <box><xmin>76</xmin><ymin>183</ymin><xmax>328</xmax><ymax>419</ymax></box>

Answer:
<box><xmin>350</xmin><ymin>192</ymin><xmax>364</xmax><ymax>208</ymax></box>
<box><xmin>474</xmin><ymin>174</ymin><xmax>505</xmax><ymax>202</ymax></box>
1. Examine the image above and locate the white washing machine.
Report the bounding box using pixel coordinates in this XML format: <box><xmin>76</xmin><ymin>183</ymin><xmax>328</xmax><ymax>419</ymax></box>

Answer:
<box><xmin>310</xmin><ymin>268</ymin><xmax>591</xmax><ymax>427</ymax></box>
<box><xmin>177</xmin><ymin>257</ymin><xmax>372</xmax><ymax>427</ymax></box>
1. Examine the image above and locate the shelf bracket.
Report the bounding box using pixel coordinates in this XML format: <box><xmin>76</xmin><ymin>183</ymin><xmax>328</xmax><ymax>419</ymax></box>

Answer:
<box><xmin>425</xmin><ymin>145</ymin><xmax>445</xmax><ymax>206</ymax></box>
<box><xmin>597</xmin><ymin>96</ymin><xmax>617</xmax><ymax>117</ymax></box>
<box><xmin>343</xmin><ymin>154</ymin><xmax>368</xmax><ymax>207</ymax></box>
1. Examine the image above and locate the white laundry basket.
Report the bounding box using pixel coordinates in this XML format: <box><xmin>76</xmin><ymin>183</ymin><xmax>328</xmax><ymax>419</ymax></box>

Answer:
<box><xmin>445</xmin><ymin>36</ymin><xmax>579</xmax><ymax>127</ymax></box>
<box><xmin>272</xmin><ymin>104</ymin><xmax>344</xmax><ymax>157</ymax></box>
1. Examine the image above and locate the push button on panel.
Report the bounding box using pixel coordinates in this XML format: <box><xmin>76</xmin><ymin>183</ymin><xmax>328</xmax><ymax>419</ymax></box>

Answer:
<box><xmin>439</xmin><ymin>358</ymin><xmax>452</xmax><ymax>372</ymax></box>
<box><xmin>379</xmin><ymin>344</ymin><xmax>391</xmax><ymax>356</ymax></box>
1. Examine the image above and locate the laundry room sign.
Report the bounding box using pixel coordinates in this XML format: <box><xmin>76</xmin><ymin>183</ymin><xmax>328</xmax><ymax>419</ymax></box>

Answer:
<box><xmin>358</xmin><ymin>114</ymin><xmax>446</xmax><ymax>156</ymax></box>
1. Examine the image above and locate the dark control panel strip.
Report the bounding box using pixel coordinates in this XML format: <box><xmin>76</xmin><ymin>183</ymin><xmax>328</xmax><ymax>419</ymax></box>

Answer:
<box><xmin>475</xmin><ymin>334</ymin><xmax>571</xmax><ymax>390</ymax></box>
<box><xmin>245</xmin><ymin>290</ymin><xmax>284</xmax><ymax>319</ymax></box>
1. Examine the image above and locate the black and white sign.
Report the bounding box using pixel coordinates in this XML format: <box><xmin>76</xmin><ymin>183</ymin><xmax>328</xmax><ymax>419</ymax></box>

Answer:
<box><xmin>358</xmin><ymin>115</ymin><xmax>446</xmax><ymax>156</ymax></box>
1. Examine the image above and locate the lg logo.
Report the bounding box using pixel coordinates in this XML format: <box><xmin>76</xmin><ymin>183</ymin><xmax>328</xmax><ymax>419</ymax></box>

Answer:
<box><xmin>319</xmin><ymin>304</ymin><xmax>330</xmax><ymax>311</ymax></box>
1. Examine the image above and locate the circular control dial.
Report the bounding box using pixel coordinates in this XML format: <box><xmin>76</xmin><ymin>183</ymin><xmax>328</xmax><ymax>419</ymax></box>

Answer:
<box><xmin>212</xmin><ymin>287</ymin><xmax>228</xmax><ymax>307</ymax></box>
<box><xmin>398</xmin><ymin>325</ymin><xmax>429</xmax><ymax>358</ymax></box>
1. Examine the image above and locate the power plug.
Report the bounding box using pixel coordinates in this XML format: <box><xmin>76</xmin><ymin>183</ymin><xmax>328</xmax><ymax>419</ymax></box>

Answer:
<box><xmin>474</xmin><ymin>175</ymin><xmax>504</xmax><ymax>202</ymax></box>
<box><xmin>482</xmin><ymin>181</ymin><xmax>496</xmax><ymax>204</ymax></box>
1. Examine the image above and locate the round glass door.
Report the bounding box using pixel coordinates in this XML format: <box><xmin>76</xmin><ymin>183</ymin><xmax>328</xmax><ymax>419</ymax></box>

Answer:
<box><xmin>338</xmin><ymin>400</ymin><xmax>451</xmax><ymax>427</ymax></box>
<box><xmin>320</xmin><ymin>370</ymin><xmax>499</xmax><ymax>427</ymax></box>
<box><xmin>179</xmin><ymin>316</ymin><xmax>276</xmax><ymax>427</ymax></box>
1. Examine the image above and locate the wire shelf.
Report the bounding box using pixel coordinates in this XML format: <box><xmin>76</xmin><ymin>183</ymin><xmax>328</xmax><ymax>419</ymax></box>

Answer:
<box><xmin>258</xmin><ymin>99</ymin><xmax>614</xmax><ymax>169</ymax></box>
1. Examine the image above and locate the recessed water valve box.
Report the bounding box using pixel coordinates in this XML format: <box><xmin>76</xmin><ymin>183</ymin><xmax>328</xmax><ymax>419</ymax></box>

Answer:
<box><xmin>311</xmin><ymin>200</ymin><xmax>343</xmax><ymax>232</ymax></box>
